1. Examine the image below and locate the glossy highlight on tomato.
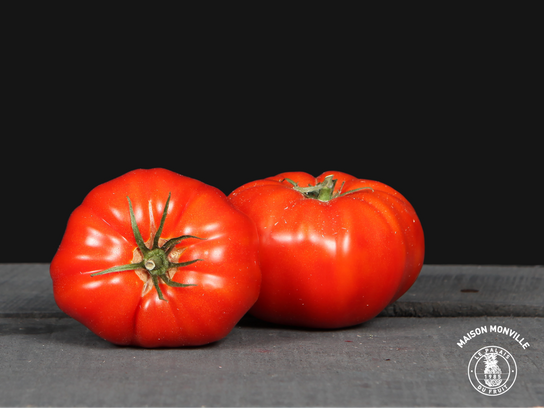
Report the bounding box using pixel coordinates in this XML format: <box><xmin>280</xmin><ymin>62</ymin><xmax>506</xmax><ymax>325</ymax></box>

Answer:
<box><xmin>229</xmin><ymin>171</ymin><xmax>424</xmax><ymax>329</ymax></box>
<box><xmin>50</xmin><ymin>168</ymin><xmax>261</xmax><ymax>347</ymax></box>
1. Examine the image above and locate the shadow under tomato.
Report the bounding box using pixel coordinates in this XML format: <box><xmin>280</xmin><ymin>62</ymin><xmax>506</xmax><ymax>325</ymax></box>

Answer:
<box><xmin>236</xmin><ymin>313</ymin><xmax>372</xmax><ymax>332</ymax></box>
<box><xmin>6</xmin><ymin>316</ymin><xmax>226</xmax><ymax>350</ymax></box>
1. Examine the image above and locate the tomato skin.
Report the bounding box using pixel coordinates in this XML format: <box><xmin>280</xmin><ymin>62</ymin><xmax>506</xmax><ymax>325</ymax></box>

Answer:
<box><xmin>50</xmin><ymin>168</ymin><xmax>261</xmax><ymax>347</ymax></box>
<box><xmin>228</xmin><ymin>171</ymin><xmax>424</xmax><ymax>329</ymax></box>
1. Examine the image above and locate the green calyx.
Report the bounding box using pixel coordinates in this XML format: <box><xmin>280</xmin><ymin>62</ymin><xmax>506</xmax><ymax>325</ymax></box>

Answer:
<box><xmin>284</xmin><ymin>175</ymin><xmax>374</xmax><ymax>202</ymax></box>
<box><xmin>90</xmin><ymin>193</ymin><xmax>204</xmax><ymax>301</ymax></box>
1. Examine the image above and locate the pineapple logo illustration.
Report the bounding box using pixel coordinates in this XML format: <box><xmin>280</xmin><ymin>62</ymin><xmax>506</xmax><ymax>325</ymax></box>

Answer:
<box><xmin>483</xmin><ymin>352</ymin><xmax>502</xmax><ymax>387</ymax></box>
<box><xmin>468</xmin><ymin>346</ymin><xmax>517</xmax><ymax>396</ymax></box>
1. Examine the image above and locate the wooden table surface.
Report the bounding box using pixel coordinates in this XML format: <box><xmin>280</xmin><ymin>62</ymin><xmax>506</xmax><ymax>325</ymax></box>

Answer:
<box><xmin>1</xmin><ymin>264</ymin><xmax>543</xmax><ymax>407</ymax></box>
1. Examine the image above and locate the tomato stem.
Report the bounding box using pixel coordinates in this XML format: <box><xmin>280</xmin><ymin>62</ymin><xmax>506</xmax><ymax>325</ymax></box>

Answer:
<box><xmin>316</xmin><ymin>175</ymin><xmax>335</xmax><ymax>201</ymax></box>
<box><xmin>90</xmin><ymin>193</ymin><xmax>204</xmax><ymax>301</ymax></box>
<box><xmin>284</xmin><ymin>175</ymin><xmax>374</xmax><ymax>202</ymax></box>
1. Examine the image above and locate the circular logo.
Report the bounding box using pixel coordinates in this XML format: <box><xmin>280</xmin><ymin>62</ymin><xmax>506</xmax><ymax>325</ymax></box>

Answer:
<box><xmin>468</xmin><ymin>346</ymin><xmax>517</xmax><ymax>396</ymax></box>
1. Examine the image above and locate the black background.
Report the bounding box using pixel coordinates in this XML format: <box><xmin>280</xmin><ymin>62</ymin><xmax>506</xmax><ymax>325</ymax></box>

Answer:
<box><xmin>3</xmin><ymin>8</ymin><xmax>541</xmax><ymax>266</ymax></box>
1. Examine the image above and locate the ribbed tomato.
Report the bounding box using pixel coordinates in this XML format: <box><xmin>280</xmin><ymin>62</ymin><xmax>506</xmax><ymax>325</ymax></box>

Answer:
<box><xmin>228</xmin><ymin>171</ymin><xmax>424</xmax><ymax>328</ymax></box>
<box><xmin>50</xmin><ymin>168</ymin><xmax>261</xmax><ymax>347</ymax></box>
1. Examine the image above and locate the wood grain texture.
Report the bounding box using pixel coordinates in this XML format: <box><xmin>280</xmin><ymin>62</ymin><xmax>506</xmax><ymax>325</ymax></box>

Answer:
<box><xmin>1</xmin><ymin>316</ymin><xmax>542</xmax><ymax>406</ymax></box>
<box><xmin>1</xmin><ymin>264</ymin><xmax>543</xmax><ymax>406</ymax></box>
<box><xmin>380</xmin><ymin>265</ymin><xmax>544</xmax><ymax>317</ymax></box>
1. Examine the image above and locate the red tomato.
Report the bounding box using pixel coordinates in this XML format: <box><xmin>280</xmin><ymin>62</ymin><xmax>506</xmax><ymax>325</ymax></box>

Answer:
<box><xmin>50</xmin><ymin>168</ymin><xmax>261</xmax><ymax>347</ymax></box>
<box><xmin>228</xmin><ymin>171</ymin><xmax>424</xmax><ymax>329</ymax></box>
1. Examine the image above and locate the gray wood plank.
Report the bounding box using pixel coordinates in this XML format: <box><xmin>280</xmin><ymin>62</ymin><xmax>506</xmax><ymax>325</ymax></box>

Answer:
<box><xmin>380</xmin><ymin>265</ymin><xmax>544</xmax><ymax>317</ymax></box>
<box><xmin>1</xmin><ymin>264</ymin><xmax>543</xmax><ymax>317</ymax></box>
<box><xmin>0</xmin><ymin>264</ymin><xmax>64</xmax><ymax>317</ymax></box>
<box><xmin>1</xmin><ymin>265</ymin><xmax>543</xmax><ymax>406</ymax></box>
<box><xmin>1</xmin><ymin>316</ymin><xmax>542</xmax><ymax>407</ymax></box>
